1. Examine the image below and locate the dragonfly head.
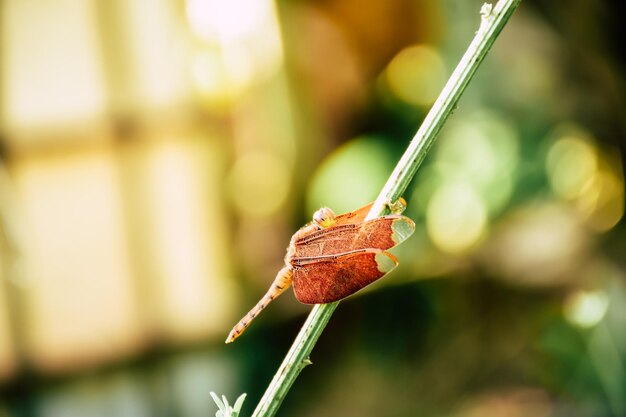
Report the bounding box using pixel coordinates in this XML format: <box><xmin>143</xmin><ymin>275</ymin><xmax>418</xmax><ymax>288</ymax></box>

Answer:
<box><xmin>313</xmin><ymin>207</ymin><xmax>336</xmax><ymax>228</ymax></box>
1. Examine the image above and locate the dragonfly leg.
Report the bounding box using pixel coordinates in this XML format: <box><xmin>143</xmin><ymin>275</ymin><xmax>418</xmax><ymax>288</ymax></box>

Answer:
<box><xmin>225</xmin><ymin>266</ymin><xmax>293</xmax><ymax>343</ymax></box>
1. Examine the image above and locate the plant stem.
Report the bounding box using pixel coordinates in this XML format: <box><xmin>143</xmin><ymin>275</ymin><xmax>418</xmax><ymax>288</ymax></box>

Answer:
<box><xmin>252</xmin><ymin>1</ymin><xmax>522</xmax><ymax>416</ymax></box>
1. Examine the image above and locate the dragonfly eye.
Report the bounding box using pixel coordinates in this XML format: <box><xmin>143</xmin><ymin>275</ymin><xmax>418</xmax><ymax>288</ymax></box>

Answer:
<box><xmin>313</xmin><ymin>207</ymin><xmax>336</xmax><ymax>228</ymax></box>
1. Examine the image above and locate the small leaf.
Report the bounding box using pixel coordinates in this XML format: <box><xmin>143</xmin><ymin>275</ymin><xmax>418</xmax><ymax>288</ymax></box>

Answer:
<box><xmin>222</xmin><ymin>395</ymin><xmax>230</xmax><ymax>409</ymax></box>
<box><xmin>233</xmin><ymin>393</ymin><xmax>247</xmax><ymax>412</ymax></box>
<box><xmin>210</xmin><ymin>392</ymin><xmax>225</xmax><ymax>410</ymax></box>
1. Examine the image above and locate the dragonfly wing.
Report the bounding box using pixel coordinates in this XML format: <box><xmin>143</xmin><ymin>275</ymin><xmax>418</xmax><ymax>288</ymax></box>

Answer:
<box><xmin>332</xmin><ymin>197</ymin><xmax>407</xmax><ymax>226</ymax></box>
<box><xmin>332</xmin><ymin>201</ymin><xmax>374</xmax><ymax>225</ymax></box>
<box><xmin>292</xmin><ymin>249</ymin><xmax>398</xmax><ymax>304</ymax></box>
<box><xmin>295</xmin><ymin>215</ymin><xmax>414</xmax><ymax>258</ymax></box>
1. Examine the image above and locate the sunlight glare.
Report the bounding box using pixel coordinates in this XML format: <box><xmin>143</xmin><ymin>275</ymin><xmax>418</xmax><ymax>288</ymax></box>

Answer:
<box><xmin>186</xmin><ymin>0</ymin><xmax>284</xmax><ymax>106</ymax></box>
<box><xmin>186</xmin><ymin>0</ymin><xmax>271</xmax><ymax>43</ymax></box>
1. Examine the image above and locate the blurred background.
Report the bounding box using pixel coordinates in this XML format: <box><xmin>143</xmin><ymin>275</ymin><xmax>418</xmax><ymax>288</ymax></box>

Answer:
<box><xmin>0</xmin><ymin>0</ymin><xmax>625</xmax><ymax>416</ymax></box>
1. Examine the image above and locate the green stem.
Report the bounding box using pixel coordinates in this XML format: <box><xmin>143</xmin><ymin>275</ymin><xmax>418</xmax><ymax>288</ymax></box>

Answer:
<box><xmin>252</xmin><ymin>1</ymin><xmax>521</xmax><ymax>416</ymax></box>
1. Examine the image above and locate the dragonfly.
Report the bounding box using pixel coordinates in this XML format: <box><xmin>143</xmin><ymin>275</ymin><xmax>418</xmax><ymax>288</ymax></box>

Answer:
<box><xmin>225</xmin><ymin>199</ymin><xmax>415</xmax><ymax>343</ymax></box>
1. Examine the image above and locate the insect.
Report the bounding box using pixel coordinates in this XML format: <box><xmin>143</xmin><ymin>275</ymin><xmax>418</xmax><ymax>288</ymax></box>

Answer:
<box><xmin>225</xmin><ymin>199</ymin><xmax>415</xmax><ymax>343</ymax></box>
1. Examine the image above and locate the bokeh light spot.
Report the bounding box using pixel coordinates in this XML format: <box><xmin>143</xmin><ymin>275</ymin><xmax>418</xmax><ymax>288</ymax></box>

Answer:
<box><xmin>191</xmin><ymin>51</ymin><xmax>233</xmax><ymax>106</ymax></box>
<box><xmin>434</xmin><ymin>111</ymin><xmax>518</xmax><ymax>215</ymax></box>
<box><xmin>564</xmin><ymin>290</ymin><xmax>609</xmax><ymax>328</ymax></box>
<box><xmin>546</xmin><ymin>132</ymin><xmax>597</xmax><ymax>200</ymax></box>
<box><xmin>545</xmin><ymin>126</ymin><xmax>624</xmax><ymax>231</ymax></box>
<box><xmin>227</xmin><ymin>151</ymin><xmax>291</xmax><ymax>217</ymax></box>
<box><xmin>386</xmin><ymin>45</ymin><xmax>446</xmax><ymax>107</ymax></box>
<box><xmin>426</xmin><ymin>182</ymin><xmax>487</xmax><ymax>254</ymax></box>
<box><xmin>583</xmin><ymin>154</ymin><xmax>624</xmax><ymax>231</ymax></box>
<box><xmin>186</xmin><ymin>0</ymin><xmax>271</xmax><ymax>43</ymax></box>
<box><xmin>187</xmin><ymin>0</ymin><xmax>284</xmax><ymax>109</ymax></box>
<box><xmin>481</xmin><ymin>203</ymin><xmax>588</xmax><ymax>287</ymax></box>
<box><xmin>307</xmin><ymin>136</ymin><xmax>394</xmax><ymax>214</ymax></box>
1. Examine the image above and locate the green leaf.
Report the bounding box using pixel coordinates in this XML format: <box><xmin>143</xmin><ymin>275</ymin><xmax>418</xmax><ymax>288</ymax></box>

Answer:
<box><xmin>210</xmin><ymin>392</ymin><xmax>225</xmax><ymax>410</ymax></box>
<box><xmin>233</xmin><ymin>393</ymin><xmax>248</xmax><ymax>413</ymax></box>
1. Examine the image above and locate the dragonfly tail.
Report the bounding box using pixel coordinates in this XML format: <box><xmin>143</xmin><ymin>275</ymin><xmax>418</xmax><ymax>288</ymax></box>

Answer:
<box><xmin>225</xmin><ymin>266</ymin><xmax>293</xmax><ymax>343</ymax></box>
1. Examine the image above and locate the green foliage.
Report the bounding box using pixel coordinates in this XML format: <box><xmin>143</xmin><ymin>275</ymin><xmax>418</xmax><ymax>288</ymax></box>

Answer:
<box><xmin>210</xmin><ymin>392</ymin><xmax>247</xmax><ymax>417</ymax></box>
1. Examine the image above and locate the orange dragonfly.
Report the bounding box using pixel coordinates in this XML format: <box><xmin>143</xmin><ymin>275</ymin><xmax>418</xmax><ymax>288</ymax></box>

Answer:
<box><xmin>226</xmin><ymin>199</ymin><xmax>415</xmax><ymax>343</ymax></box>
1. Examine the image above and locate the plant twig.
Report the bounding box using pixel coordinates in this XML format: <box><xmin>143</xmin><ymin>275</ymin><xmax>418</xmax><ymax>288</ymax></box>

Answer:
<box><xmin>252</xmin><ymin>1</ymin><xmax>522</xmax><ymax>416</ymax></box>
